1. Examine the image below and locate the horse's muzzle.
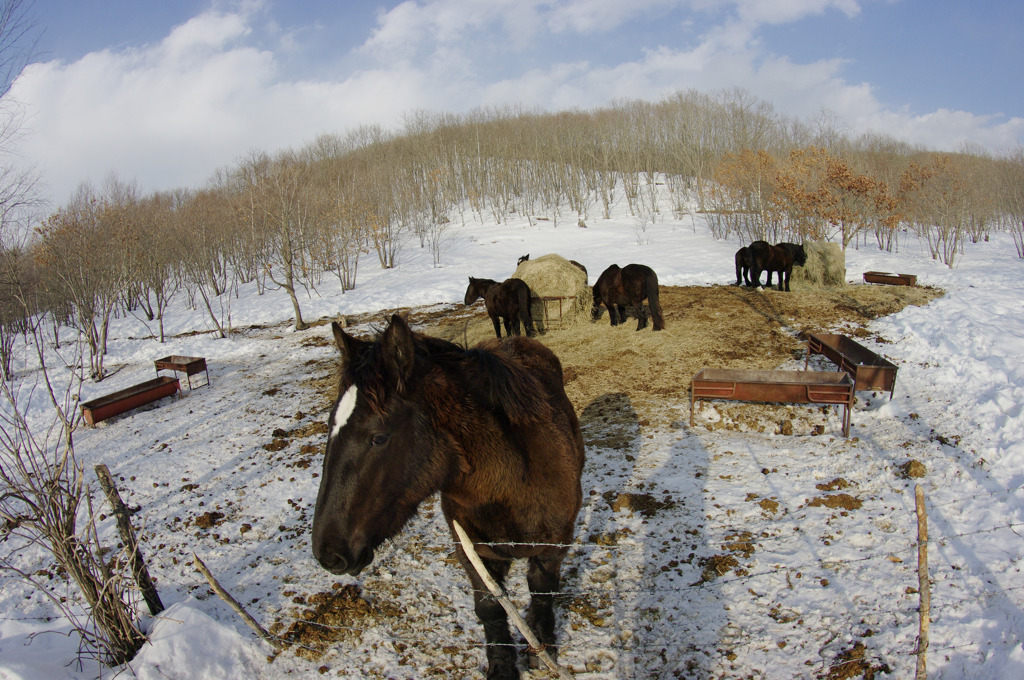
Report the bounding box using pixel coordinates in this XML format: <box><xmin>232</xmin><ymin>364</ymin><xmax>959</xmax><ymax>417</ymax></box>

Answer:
<box><xmin>314</xmin><ymin>544</ymin><xmax>374</xmax><ymax>576</ymax></box>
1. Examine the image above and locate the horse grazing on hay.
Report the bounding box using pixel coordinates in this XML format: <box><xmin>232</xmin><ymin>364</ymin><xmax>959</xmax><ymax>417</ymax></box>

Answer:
<box><xmin>312</xmin><ymin>315</ymin><xmax>584</xmax><ymax>680</ymax></box>
<box><xmin>592</xmin><ymin>263</ymin><xmax>665</xmax><ymax>331</ymax></box>
<box><xmin>464</xmin><ymin>276</ymin><xmax>535</xmax><ymax>338</ymax></box>
<box><xmin>746</xmin><ymin>241</ymin><xmax>807</xmax><ymax>292</ymax></box>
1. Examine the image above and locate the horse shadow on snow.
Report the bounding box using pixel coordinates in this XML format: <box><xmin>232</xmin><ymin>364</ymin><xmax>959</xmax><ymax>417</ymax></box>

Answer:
<box><xmin>568</xmin><ymin>391</ymin><xmax>723</xmax><ymax>677</ymax></box>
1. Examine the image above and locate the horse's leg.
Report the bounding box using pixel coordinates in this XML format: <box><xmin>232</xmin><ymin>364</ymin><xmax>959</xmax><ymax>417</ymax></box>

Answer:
<box><xmin>509</xmin><ymin>314</ymin><xmax>520</xmax><ymax>336</ymax></box>
<box><xmin>463</xmin><ymin>556</ymin><xmax>517</xmax><ymax>679</ymax></box>
<box><xmin>525</xmin><ymin>551</ymin><xmax>566</xmax><ymax>668</ymax></box>
<box><xmin>783</xmin><ymin>266</ymin><xmax>791</xmax><ymax>292</ymax></box>
<box><xmin>635</xmin><ymin>300</ymin><xmax>648</xmax><ymax>331</ymax></box>
<box><xmin>490</xmin><ymin>313</ymin><xmax>502</xmax><ymax>338</ymax></box>
<box><xmin>607</xmin><ymin>305</ymin><xmax>618</xmax><ymax>326</ymax></box>
<box><xmin>522</xmin><ymin>306</ymin><xmax>535</xmax><ymax>337</ymax></box>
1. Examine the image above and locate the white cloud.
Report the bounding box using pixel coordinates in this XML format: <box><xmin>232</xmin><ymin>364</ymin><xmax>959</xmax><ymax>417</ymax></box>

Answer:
<box><xmin>159</xmin><ymin>10</ymin><xmax>251</xmax><ymax>58</ymax></box>
<box><xmin>860</xmin><ymin>108</ymin><xmax>1024</xmax><ymax>153</ymax></box>
<box><xmin>6</xmin><ymin>1</ymin><xmax>1021</xmax><ymax>209</ymax></box>
<box><xmin>732</xmin><ymin>0</ymin><xmax>861</xmax><ymax>26</ymax></box>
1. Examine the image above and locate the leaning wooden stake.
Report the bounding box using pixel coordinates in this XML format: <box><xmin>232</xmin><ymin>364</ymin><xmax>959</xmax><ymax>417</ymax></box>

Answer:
<box><xmin>94</xmin><ymin>464</ymin><xmax>164</xmax><ymax>616</ymax></box>
<box><xmin>452</xmin><ymin>520</ymin><xmax>574</xmax><ymax>680</ymax></box>
<box><xmin>915</xmin><ymin>484</ymin><xmax>931</xmax><ymax>680</ymax></box>
<box><xmin>193</xmin><ymin>552</ymin><xmax>283</xmax><ymax>651</ymax></box>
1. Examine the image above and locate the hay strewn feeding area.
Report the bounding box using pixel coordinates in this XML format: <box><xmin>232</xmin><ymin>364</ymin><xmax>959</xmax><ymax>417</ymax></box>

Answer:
<box><xmin>418</xmin><ymin>282</ymin><xmax>942</xmax><ymax>427</ymax></box>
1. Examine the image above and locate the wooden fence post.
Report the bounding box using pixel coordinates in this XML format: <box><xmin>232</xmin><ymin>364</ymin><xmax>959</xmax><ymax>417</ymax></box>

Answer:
<box><xmin>915</xmin><ymin>484</ymin><xmax>930</xmax><ymax>680</ymax></box>
<box><xmin>94</xmin><ymin>464</ymin><xmax>164</xmax><ymax>616</ymax></box>
<box><xmin>452</xmin><ymin>521</ymin><xmax>574</xmax><ymax>680</ymax></box>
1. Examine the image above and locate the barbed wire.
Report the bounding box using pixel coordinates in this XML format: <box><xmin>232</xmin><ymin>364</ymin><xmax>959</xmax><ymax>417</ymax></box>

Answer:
<box><xmin>925</xmin><ymin>486</ymin><xmax>1022</xmax><ymax>509</ymax></box>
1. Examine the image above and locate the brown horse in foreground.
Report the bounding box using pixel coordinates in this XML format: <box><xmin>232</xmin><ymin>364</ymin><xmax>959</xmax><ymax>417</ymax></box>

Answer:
<box><xmin>464</xmin><ymin>276</ymin><xmax>535</xmax><ymax>338</ymax></box>
<box><xmin>312</xmin><ymin>316</ymin><xmax>584</xmax><ymax>680</ymax></box>
<box><xmin>592</xmin><ymin>263</ymin><xmax>666</xmax><ymax>331</ymax></box>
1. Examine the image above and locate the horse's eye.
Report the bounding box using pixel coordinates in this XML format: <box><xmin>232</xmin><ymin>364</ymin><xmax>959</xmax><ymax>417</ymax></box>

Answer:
<box><xmin>370</xmin><ymin>433</ymin><xmax>390</xmax><ymax>447</ymax></box>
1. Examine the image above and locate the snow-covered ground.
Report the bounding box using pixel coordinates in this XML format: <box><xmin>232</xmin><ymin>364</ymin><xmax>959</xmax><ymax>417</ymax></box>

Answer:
<box><xmin>2</xmin><ymin>195</ymin><xmax>1023</xmax><ymax>679</ymax></box>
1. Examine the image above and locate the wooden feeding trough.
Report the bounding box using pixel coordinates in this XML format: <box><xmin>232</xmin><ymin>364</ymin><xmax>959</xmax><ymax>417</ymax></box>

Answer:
<box><xmin>154</xmin><ymin>355</ymin><xmax>209</xmax><ymax>390</ymax></box>
<box><xmin>806</xmin><ymin>333</ymin><xmax>898</xmax><ymax>398</ymax></box>
<box><xmin>80</xmin><ymin>376</ymin><xmax>180</xmax><ymax>426</ymax></box>
<box><xmin>690</xmin><ymin>368</ymin><xmax>854</xmax><ymax>437</ymax></box>
<box><xmin>863</xmin><ymin>271</ymin><xmax>917</xmax><ymax>286</ymax></box>
<box><xmin>535</xmin><ymin>295</ymin><xmax>577</xmax><ymax>330</ymax></box>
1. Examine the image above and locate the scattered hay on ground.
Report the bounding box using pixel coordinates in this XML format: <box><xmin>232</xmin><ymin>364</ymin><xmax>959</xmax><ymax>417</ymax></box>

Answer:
<box><xmin>418</xmin><ymin>282</ymin><xmax>942</xmax><ymax>427</ymax></box>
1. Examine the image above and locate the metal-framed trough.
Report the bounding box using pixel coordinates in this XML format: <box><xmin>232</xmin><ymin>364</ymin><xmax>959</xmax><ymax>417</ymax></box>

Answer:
<box><xmin>80</xmin><ymin>376</ymin><xmax>180</xmax><ymax>426</ymax></box>
<box><xmin>690</xmin><ymin>368</ymin><xmax>854</xmax><ymax>437</ymax></box>
<box><xmin>154</xmin><ymin>355</ymin><xmax>209</xmax><ymax>390</ymax></box>
<box><xmin>863</xmin><ymin>271</ymin><xmax>917</xmax><ymax>286</ymax></box>
<box><xmin>805</xmin><ymin>332</ymin><xmax>898</xmax><ymax>398</ymax></box>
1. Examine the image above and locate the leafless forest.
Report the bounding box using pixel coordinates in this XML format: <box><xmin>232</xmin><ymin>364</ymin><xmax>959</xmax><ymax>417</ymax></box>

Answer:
<box><xmin>3</xmin><ymin>89</ymin><xmax>1024</xmax><ymax>383</ymax></box>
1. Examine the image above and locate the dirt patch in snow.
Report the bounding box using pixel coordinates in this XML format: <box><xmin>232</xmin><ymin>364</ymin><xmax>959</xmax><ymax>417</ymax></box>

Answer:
<box><xmin>391</xmin><ymin>283</ymin><xmax>943</xmax><ymax>429</ymax></box>
<box><xmin>274</xmin><ymin>584</ymin><xmax>403</xmax><ymax>661</ymax></box>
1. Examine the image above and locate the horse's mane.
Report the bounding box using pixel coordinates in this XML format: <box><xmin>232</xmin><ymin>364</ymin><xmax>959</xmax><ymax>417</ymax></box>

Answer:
<box><xmin>346</xmin><ymin>330</ymin><xmax>552</xmax><ymax>425</ymax></box>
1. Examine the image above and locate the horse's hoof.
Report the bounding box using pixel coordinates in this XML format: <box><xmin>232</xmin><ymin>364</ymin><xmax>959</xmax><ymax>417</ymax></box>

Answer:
<box><xmin>486</xmin><ymin>664</ymin><xmax>519</xmax><ymax>680</ymax></box>
<box><xmin>528</xmin><ymin>646</ymin><xmax>558</xmax><ymax>670</ymax></box>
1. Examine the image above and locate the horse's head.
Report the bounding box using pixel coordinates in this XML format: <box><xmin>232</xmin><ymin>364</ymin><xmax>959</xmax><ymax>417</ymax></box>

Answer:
<box><xmin>795</xmin><ymin>244</ymin><xmax>808</xmax><ymax>267</ymax></box>
<box><xmin>591</xmin><ymin>284</ymin><xmax>604</xmax><ymax>320</ymax></box>
<box><xmin>311</xmin><ymin>315</ymin><xmax>442</xmax><ymax>576</ymax></box>
<box><xmin>464</xmin><ymin>277</ymin><xmax>484</xmax><ymax>305</ymax></box>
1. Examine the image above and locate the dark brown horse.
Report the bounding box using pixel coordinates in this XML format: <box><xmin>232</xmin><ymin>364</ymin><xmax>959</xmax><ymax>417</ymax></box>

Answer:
<box><xmin>592</xmin><ymin>263</ymin><xmax>665</xmax><ymax>331</ymax></box>
<box><xmin>312</xmin><ymin>316</ymin><xmax>584</xmax><ymax>680</ymax></box>
<box><xmin>734</xmin><ymin>246</ymin><xmax>753</xmax><ymax>286</ymax></box>
<box><xmin>464</xmin><ymin>277</ymin><xmax>535</xmax><ymax>338</ymax></box>
<box><xmin>747</xmin><ymin>241</ymin><xmax>807</xmax><ymax>292</ymax></box>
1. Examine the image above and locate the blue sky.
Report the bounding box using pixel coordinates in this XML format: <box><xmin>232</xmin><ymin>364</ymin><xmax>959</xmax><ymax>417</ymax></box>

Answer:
<box><xmin>10</xmin><ymin>0</ymin><xmax>1024</xmax><ymax>207</ymax></box>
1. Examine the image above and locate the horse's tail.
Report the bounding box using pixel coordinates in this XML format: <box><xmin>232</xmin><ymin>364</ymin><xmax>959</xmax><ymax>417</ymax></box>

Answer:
<box><xmin>647</xmin><ymin>270</ymin><xmax>665</xmax><ymax>331</ymax></box>
<box><xmin>517</xmin><ymin>283</ymin><xmax>535</xmax><ymax>335</ymax></box>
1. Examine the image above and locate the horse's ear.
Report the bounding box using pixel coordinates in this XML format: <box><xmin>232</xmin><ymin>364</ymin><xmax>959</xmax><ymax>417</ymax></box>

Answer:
<box><xmin>381</xmin><ymin>314</ymin><xmax>415</xmax><ymax>392</ymax></box>
<box><xmin>332</xmin><ymin>321</ymin><xmax>365</xmax><ymax>371</ymax></box>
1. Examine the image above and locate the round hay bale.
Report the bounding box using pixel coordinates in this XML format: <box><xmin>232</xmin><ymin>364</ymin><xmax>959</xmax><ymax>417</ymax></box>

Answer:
<box><xmin>792</xmin><ymin>240</ymin><xmax>846</xmax><ymax>289</ymax></box>
<box><xmin>513</xmin><ymin>254</ymin><xmax>592</xmax><ymax>331</ymax></box>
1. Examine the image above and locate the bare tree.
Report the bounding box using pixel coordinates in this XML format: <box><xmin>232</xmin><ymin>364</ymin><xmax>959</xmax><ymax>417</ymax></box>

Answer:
<box><xmin>996</xmin><ymin>147</ymin><xmax>1024</xmax><ymax>258</ymax></box>
<box><xmin>175</xmin><ymin>186</ymin><xmax>236</xmax><ymax>338</ymax></box>
<box><xmin>1</xmin><ymin>316</ymin><xmax>147</xmax><ymax>666</ymax></box>
<box><xmin>34</xmin><ymin>181</ymin><xmax>139</xmax><ymax>380</ymax></box>
<box><xmin>237</xmin><ymin>150</ymin><xmax>318</xmax><ymax>330</ymax></box>
<box><xmin>899</xmin><ymin>154</ymin><xmax>968</xmax><ymax>267</ymax></box>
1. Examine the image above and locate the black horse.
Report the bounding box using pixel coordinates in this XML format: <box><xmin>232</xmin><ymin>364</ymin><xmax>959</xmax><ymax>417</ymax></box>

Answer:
<box><xmin>312</xmin><ymin>316</ymin><xmax>584</xmax><ymax>680</ymax></box>
<box><xmin>464</xmin><ymin>277</ymin><xmax>535</xmax><ymax>338</ymax></box>
<box><xmin>592</xmin><ymin>263</ymin><xmax>665</xmax><ymax>331</ymax></box>
<box><xmin>734</xmin><ymin>246</ymin><xmax>753</xmax><ymax>286</ymax></box>
<box><xmin>747</xmin><ymin>241</ymin><xmax>807</xmax><ymax>292</ymax></box>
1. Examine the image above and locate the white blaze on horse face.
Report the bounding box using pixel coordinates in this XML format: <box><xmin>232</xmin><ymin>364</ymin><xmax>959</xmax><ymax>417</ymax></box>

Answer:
<box><xmin>330</xmin><ymin>384</ymin><xmax>358</xmax><ymax>440</ymax></box>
